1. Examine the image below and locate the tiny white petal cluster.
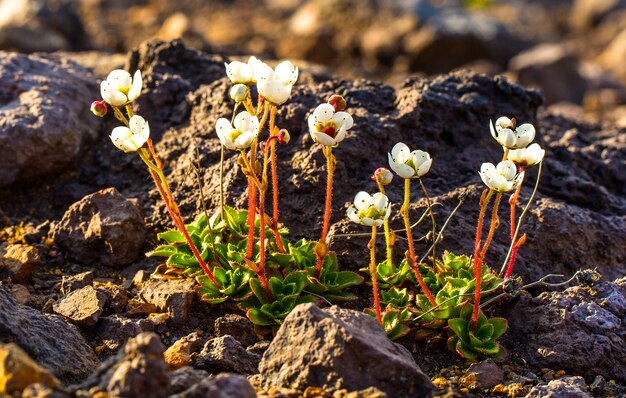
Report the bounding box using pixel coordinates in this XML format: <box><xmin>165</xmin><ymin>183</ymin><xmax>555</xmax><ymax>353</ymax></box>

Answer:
<box><xmin>479</xmin><ymin>160</ymin><xmax>524</xmax><ymax>192</ymax></box>
<box><xmin>307</xmin><ymin>103</ymin><xmax>354</xmax><ymax>147</ymax></box>
<box><xmin>216</xmin><ymin>111</ymin><xmax>260</xmax><ymax>150</ymax></box>
<box><xmin>347</xmin><ymin>192</ymin><xmax>391</xmax><ymax>227</ymax></box>
<box><xmin>110</xmin><ymin>115</ymin><xmax>150</xmax><ymax>152</ymax></box>
<box><xmin>224</xmin><ymin>61</ymin><xmax>255</xmax><ymax>85</ymax></box>
<box><xmin>489</xmin><ymin>116</ymin><xmax>535</xmax><ymax>149</ymax></box>
<box><xmin>100</xmin><ymin>70</ymin><xmax>143</xmax><ymax>106</ymax></box>
<box><xmin>508</xmin><ymin>143</ymin><xmax>545</xmax><ymax>167</ymax></box>
<box><xmin>388</xmin><ymin>142</ymin><xmax>432</xmax><ymax>179</ymax></box>
<box><xmin>256</xmin><ymin>60</ymin><xmax>298</xmax><ymax>106</ymax></box>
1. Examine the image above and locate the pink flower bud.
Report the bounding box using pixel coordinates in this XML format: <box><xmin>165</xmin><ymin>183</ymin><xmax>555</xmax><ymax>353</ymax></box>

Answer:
<box><xmin>90</xmin><ymin>100</ymin><xmax>108</xmax><ymax>117</ymax></box>
<box><xmin>327</xmin><ymin>94</ymin><xmax>347</xmax><ymax>112</ymax></box>
<box><xmin>277</xmin><ymin>129</ymin><xmax>290</xmax><ymax>144</ymax></box>
<box><xmin>372</xmin><ymin>167</ymin><xmax>393</xmax><ymax>185</ymax></box>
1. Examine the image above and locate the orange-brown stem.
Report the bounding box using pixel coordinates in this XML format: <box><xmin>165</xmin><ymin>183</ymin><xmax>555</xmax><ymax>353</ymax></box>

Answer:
<box><xmin>472</xmin><ymin>189</ymin><xmax>494</xmax><ymax>329</ymax></box>
<box><xmin>258</xmin><ymin>184</ymin><xmax>272</xmax><ymax>302</ymax></box>
<box><xmin>369</xmin><ymin>226</ymin><xmax>382</xmax><ymax>324</ymax></box>
<box><xmin>479</xmin><ymin>192</ymin><xmax>502</xmax><ymax>260</ymax></box>
<box><xmin>315</xmin><ymin>147</ymin><xmax>334</xmax><ymax>278</ymax></box>
<box><xmin>504</xmin><ymin>168</ymin><xmax>524</xmax><ymax>278</ymax></box>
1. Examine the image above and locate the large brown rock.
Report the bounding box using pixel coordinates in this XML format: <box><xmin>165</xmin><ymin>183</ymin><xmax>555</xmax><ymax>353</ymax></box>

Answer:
<box><xmin>259</xmin><ymin>303</ymin><xmax>433</xmax><ymax>397</ymax></box>
<box><xmin>0</xmin><ymin>286</ymin><xmax>98</xmax><ymax>383</ymax></box>
<box><xmin>0</xmin><ymin>343</ymin><xmax>59</xmax><ymax>395</ymax></box>
<box><xmin>0</xmin><ymin>52</ymin><xmax>98</xmax><ymax>187</ymax></box>
<box><xmin>52</xmin><ymin>285</ymin><xmax>107</xmax><ymax>327</ymax></box>
<box><xmin>51</xmin><ymin>188</ymin><xmax>146</xmax><ymax>267</ymax></box>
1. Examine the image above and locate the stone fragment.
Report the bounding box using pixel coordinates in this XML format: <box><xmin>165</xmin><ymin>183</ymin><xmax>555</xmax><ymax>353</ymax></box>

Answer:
<box><xmin>0</xmin><ymin>343</ymin><xmax>59</xmax><ymax>394</ymax></box>
<box><xmin>170</xmin><ymin>373</ymin><xmax>256</xmax><ymax>398</ymax></box>
<box><xmin>94</xmin><ymin>315</ymin><xmax>154</xmax><ymax>351</ymax></box>
<box><xmin>52</xmin><ymin>286</ymin><xmax>107</xmax><ymax>327</ymax></box>
<box><xmin>196</xmin><ymin>335</ymin><xmax>260</xmax><ymax>375</ymax></box>
<box><xmin>1</xmin><ymin>244</ymin><xmax>40</xmax><ymax>282</ymax></box>
<box><xmin>0</xmin><ymin>286</ymin><xmax>98</xmax><ymax>383</ymax></box>
<box><xmin>259</xmin><ymin>303</ymin><xmax>433</xmax><ymax>397</ymax></box>
<box><xmin>214</xmin><ymin>314</ymin><xmax>258</xmax><ymax>347</ymax></box>
<box><xmin>164</xmin><ymin>332</ymin><xmax>203</xmax><ymax>370</ymax></box>
<box><xmin>60</xmin><ymin>271</ymin><xmax>94</xmax><ymax>294</ymax></box>
<box><xmin>140</xmin><ymin>279</ymin><xmax>195</xmax><ymax>326</ymax></box>
<box><xmin>525</xmin><ymin>376</ymin><xmax>590</xmax><ymax>398</ymax></box>
<box><xmin>462</xmin><ymin>360</ymin><xmax>505</xmax><ymax>390</ymax></box>
<box><xmin>168</xmin><ymin>367</ymin><xmax>209</xmax><ymax>395</ymax></box>
<box><xmin>51</xmin><ymin>188</ymin><xmax>146</xmax><ymax>267</ymax></box>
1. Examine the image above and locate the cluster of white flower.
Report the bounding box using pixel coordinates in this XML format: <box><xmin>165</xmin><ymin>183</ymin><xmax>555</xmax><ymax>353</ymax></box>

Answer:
<box><xmin>480</xmin><ymin>116</ymin><xmax>545</xmax><ymax>192</ymax></box>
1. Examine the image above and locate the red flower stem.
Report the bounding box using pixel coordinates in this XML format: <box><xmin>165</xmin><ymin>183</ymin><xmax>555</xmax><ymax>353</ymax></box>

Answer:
<box><xmin>479</xmin><ymin>192</ymin><xmax>502</xmax><ymax>260</ymax></box>
<box><xmin>268</xmin><ymin>107</ymin><xmax>286</xmax><ymax>253</ymax></box>
<box><xmin>369</xmin><ymin>225</ymin><xmax>382</xmax><ymax>324</ymax></box>
<box><xmin>504</xmin><ymin>167</ymin><xmax>524</xmax><ymax>278</ymax></box>
<box><xmin>472</xmin><ymin>189</ymin><xmax>494</xmax><ymax>329</ymax></box>
<box><xmin>376</xmin><ymin>181</ymin><xmax>394</xmax><ymax>268</ymax></box>
<box><xmin>140</xmin><ymin>146</ymin><xmax>220</xmax><ymax>287</ymax></box>
<box><xmin>402</xmin><ymin>178</ymin><xmax>437</xmax><ymax>306</ymax></box>
<box><xmin>246</xmin><ymin>177</ymin><xmax>257</xmax><ymax>259</ymax></box>
<box><xmin>315</xmin><ymin>146</ymin><xmax>335</xmax><ymax>278</ymax></box>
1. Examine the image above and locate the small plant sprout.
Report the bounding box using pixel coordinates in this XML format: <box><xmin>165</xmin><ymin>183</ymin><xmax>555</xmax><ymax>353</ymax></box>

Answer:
<box><xmin>308</xmin><ymin>96</ymin><xmax>354</xmax><ymax>278</ymax></box>
<box><xmin>347</xmin><ymin>191</ymin><xmax>392</xmax><ymax>323</ymax></box>
<box><xmin>387</xmin><ymin>143</ymin><xmax>437</xmax><ymax>306</ymax></box>
<box><xmin>93</xmin><ymin>69</ymin><xmax>220</xmax><ymax>288</ymax></box>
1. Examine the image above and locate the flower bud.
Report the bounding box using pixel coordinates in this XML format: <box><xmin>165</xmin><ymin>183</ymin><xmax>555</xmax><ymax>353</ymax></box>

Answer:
<box><xmin>229</xmin><ymin>84</ymin><xmax>249</xmax><ymax>103</ymax></box>
<box><xmin>277</xmin><ymin>129</ymin><xmax>290</xmax><ymax>144</ymax></box>
<box><xmin>372</xmin><ymin>167</ymin><xmax>393</xmax><ymax>185</ymax></box>
<box><xmin>90</xmin><ymin>100</ymin><xmax>108</xmax><ymax>117</ymax></box>
<box><xmin>327</xmin><ymin>94</ymin><xmax>347</xmax><ymax>112</ymax></box>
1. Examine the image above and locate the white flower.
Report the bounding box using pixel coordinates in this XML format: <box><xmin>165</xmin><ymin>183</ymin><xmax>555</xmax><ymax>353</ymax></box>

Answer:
<box><xmin>248</xmin><ymin>56</ymin><xmax>274</xmax><ymax>82</ymax></box>
<box><xmin>256</xmin><ymin>60</ymin><xmax>298</xmax><ymax>105</ymax></box>
<box><xmin>479</xmin><ymin>160</ymin><xmax>524</xmax><ymax>192</ymax></box>
<box><xmin>100</xmin><ymin>69</ymin><xmax>142</xmax><ymax>106</ymax></box>
<box><xmin>346</xmin><ymin>192</ymin><xmax>391</xmax><ymax>227</ymax></box>
<box><xmin>110</xmin><ymin>115</ymin><xmax>150</xmax><ymax>152</ymax></box>
<box><xmin>388</xmin><ymin>142</ymin><xmax>432</xmax><ymax>179</ymax></box>
<box><xmin>490</xmin><ymin>116</ymin><xmax>535</xmax><ymax>149</ymax></box>
<box><xmin>508</xmin><ymin>143</ymin><xmax>545</xmax><ymax>167</ymax></box>
<box><xmin>224</xmin><ymin>61</ymin><xmax>254</xmax><ymax>85</ymax></box>
<box><xmin>307</xmin><ymin>103</ymin><xmax>354</xmax><ymax>147</ymax></box>
<box><xmin>216</xmin><ymin>111</ymin><xmax>259</xmax><ymax>150</ymax></box>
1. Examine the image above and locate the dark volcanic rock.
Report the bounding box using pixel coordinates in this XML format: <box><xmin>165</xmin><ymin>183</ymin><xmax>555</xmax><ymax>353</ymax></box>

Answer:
<box><xmin>526</xmin><ymin>376</ymin><xmax>590</xmax><ymax>398</ymax></box>
<box><xmin>95</xmin><ymin>315</ymin><xmax>154</xmax><ymax>351</ymax></box>
<box><xmin>170</xmin><ymin>373</ymin><xmax>256</xmax><ymax>398</ymax></box>
<box><xmin>51</xmin><ymin>188</ymin><xmax>146</xmax><ymax>267</ymax></box>
<box><xmin>0</xmin><ymin>52</ymin><xmax>98</xmax><ymax>187</ymax></box>
<box><xmin>52</xmin><ymin>285</ymin><xmax>107</xmax><ymax>327</ymax></box>
<box><xmin>214</xmin><ymin>314</ymin><xmax>258</xmax><ymax>348</ymax></box>
<box><xmin>505</xmin><ymin>278</ymin><xmax>626</xmax><ymax>382</ymax></box>
<box><xmin>259</xmin><ymin>303</ymin><xmax>433</xmax><ymax>397</ymax></box>
<box><xmin>168</xmin><ymin>367</ymin><xmax>209</xmax><ymax>395</ymax></box>
<box><xmin>0</xmin><ymin>244</ymin><xmax>40</xmax><ymax>283</ymax></box>
<box><xmin>140</xmin><ymin>279</ymin><xmax>196</xmax><ymax>326</ymax></box>
<box><xmin>195</xmin><ymin>335</ymin><xmax>260</xmax><ymax>375</ymax></box>
<box><xmin>60</xmin><ymin>271</ymin><xmax>94</xmax><ymax>294</ymax></box>
<box><xmin>0</xmin><ymin>286</ymin><xmax>98</xmax><ymax>383</ymax></box>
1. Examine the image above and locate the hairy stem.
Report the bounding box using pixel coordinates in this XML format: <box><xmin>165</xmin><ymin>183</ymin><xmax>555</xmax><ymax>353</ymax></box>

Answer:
<box><xmin>315</xmin><ymin>146</ymin><xmax>335</xmax><ymax>278</ymax></box>
<box><xmin>479</xmin><ymin>191</ymin><xmax>502</xmax><ymax>260</ymax></box>
<box><xmin>246</xmin><ymin>177</ymin><xmax>257</xmax><ymax>260</ymax></box>
<box><xmin>472</xmin><ymin>189</ymin><xmax>494</xmax><ymax>329</ymax></box>
<box><xmin>418</xmin><ymin>178</ymin><xmax>437</xmax><ymax>265</ymax></box>
<box><xmin>268</xmin><ymin>106</ymin><xmax>286</xmax><ymax>253</ymax></box>
<box><xmin>402</xmin><ymin>178</ymin><xmax>437</xmax><ymax>306</ymax></box>
<box><xmin>369</xmin><ymin>225</ymin><xmax>382</xmax><ymax>324</ymax></box>
<box><xmin>376</xmin><ymin>181</ymin><xmax>394</xmax><ymax>268</ymax></box>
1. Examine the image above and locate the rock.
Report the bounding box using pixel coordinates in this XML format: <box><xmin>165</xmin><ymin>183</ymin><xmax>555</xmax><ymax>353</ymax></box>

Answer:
<box><xmin>195</xmin><ymin>335</ymin><xmax>260</xmax><ymax>375</ymax></box>
<box><xmin>600</xmin><ymin>28</ymin><xmax>626</xmax><ymax>84</ymax></box>
<box><xmin>52</xmin><ymin>285</ymin><xmax>107</xmax><ymax>327</ymax></box>
<box><xmin>509</xmin><ymin>44</ymin><xmax>587</xmax><ymax>105</ymax></box>
<box><xmin>0</xmin><ymin>244</ymin><xmax>40</xmax><ymax>282</ymax></box>
<box><xmin>247</xmin><ymin>341</ymin><xmax>270</xmax><ymax>357</ymax></box>
<box><xmin>164</xmin><ymin>332</ymin><xmax>203</xmax><ymax>370</ymax></box>
<box><xmin>214</xmin><ymin>314</ymin><xmax>258</xmax><ymax>347</ymax></box>
<box><xmin>0</xmin><ymin>286</ymin><xmax>98</xmax><ymax>383</ymax></box>
<box><xmin>106</xmin><ymin>333</ymin><xmax>169</xmax><ymax>398</ymax></box>
<box><xmin>60</xmin><ymin>271</ymin><xmax>94</xmax><ymax>294</ymax></box>
<box><xmin>0</xmin><ymin>52</ymin><xmax>98</xmax><ymax>187</ymax></box>
<box><xmin>569</xmin><ymin>0</ymin><xmax>626</xmax><ymax>30</ymax></box>
<box><xmin>10</xmin><ymin>284</ymin><xmax>31</xmax><ymax>305</ymax></box>
<box><xmin>505</xmin><ymin>279</ymin><xmax>626</xmax><ymax>382</ymax></box>
<box><xmin>462</xmin><ymin>360</ymin><xmax>504</xmax><ymax>390</ymax></box>
<box><xmin>140</xmin><ymin>279</ymin><xmax>196</xmax><ymax>326</ymax></box>
<box><xmin>170</xmin><ymin>373</ymin><xmax>256</xmax><ymax>398</ymax></box>
<box><xmin>0</xmin><ymin>343</ymin><xmax>59</xmax><ymax>394</ymax></box>
<box><xmin>21</xmin><ymin>383</ymin><xmax>70</xmax><ymax>398</ymax></box>
<box><xmin>403</xmin><ymin>9</ymin><xmax>519</xmax><ymax>74</ymax></box>
<box><xmin>259</xmin><ymin>303</ymin><xmax>433</xmax><ymax>397</ymax></box>
<box><xmin>51</xmin><ymin>188</ymin><xmax>147</xmax><ymax>267</ymax></box>
<box><xmin>168</xmin><ymin>367</ymin><xmax>209</xmax><ymax>395</ymax></box>
<box><xmin>525</xmin><ymin>376</ymin><xmax>590</xmax><ymax>398</ymax></box>
<box><xmin>95</xmin><ymin>315</ymin><xmax>154</xmax><ymax>351</ymax></box>
<box><xmin>0</xmin><ymin>0</ymin><xmax>87</xmax><ymax>52</ymax></box>
<box><xmin>99</xmin><ymin>283</ymin><xmax>129</xmax><ymax>314</ymax></box>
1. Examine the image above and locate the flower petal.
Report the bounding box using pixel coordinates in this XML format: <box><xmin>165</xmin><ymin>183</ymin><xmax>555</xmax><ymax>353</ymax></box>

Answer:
<box><xmin>391</xmin><ymin>142</ymin><xmax>410</xmax><ymax>164</ymax></box>
<box><xmin>107</xmin><ymin>69</ymin><xmax>132</xmax><ymax>91</ymax></box>
<box><xmin>372</xmin><ymin>192</ymin><xmax>388</xmax><ymax>212</ymax></box>
<box><xmin>234</xmin><ymin>111</ymin><xmax>252</xmax><ymax>132</ymax></box>
<box><xmin>354</xmin><ymin>191</ymin><xmax>372</xmax><ymax>211</ymax></box>
<box><xmin>129</xmin><ymin>115</ymin><xmax>145</xmax><ymax>135</ymax></box>
<box><xmin>313</xmin><ymin>104</ymin><xmax>335</xmax><ymax>124</ymax></box>
<box><xmin>274</xmin><ymin>61</ymin><xmax>298</xmax><ymax>85</ymax></box>
<box><xmin>416</xmin><ymin>158</ymin><xmax>432</xmax><ymax>177</ymax></box>
<box><xmin>234</xmin><ymin>131</ymin><xmax>255</xmax><ymax>149</ymax></box>
<box><xmin>128</xmin><ymin>70</ymin><xmax>142</xmax><ymax>102</ymax></box>
<box><xmin>311</xmin><ymin>131</ymin><xmax>336</xmax><ymax>146</ymax></box>
<box><xmin>332</xmin><ymin>111</ymin><xmax>353</xmax><ymax>130</ymax></box>
<box><xmin>110</xmin><ymin>126</ymin><xmax>132</xmax><ymax>151</ymax></box>
<box><xmin>347</xmin><ymin>207</ymin><xmax>360</xmax><ymax>224</ymax></box>
<box><xmin>100</xmin><ymin>81</ymin><xmax>127</xmax><ymax>106</ymax></box>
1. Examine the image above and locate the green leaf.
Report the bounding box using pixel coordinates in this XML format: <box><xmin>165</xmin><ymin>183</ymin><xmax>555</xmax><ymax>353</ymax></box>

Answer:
<box><xmin>249</xmin><ymin>278</ymin><xmax>269</xmax><ymax>304</ymax></box>
<box><xmin>448</xmin><ymin>318</ymin><xmax>469</xmax><ymax>343</ymax></box>
<box><xmin>247</xmin><ymin>308</ymin><xmax>277</xmax><ymax>326</ymax></box>
<box><xmin>333</xmin><ymin>271</ymin><xmax>364</xmax><ymax>289</ymax></box>
<box><xmin>473</xmin><ymin>341</ymin><xmax>501</xmax><ymax>356</ymax></box>
<box><xmin>489</xmin><ymin>318</ymin><xmax>508</xmax><ymax>340</ymax></box>
<box><xmin>476</xmin><ymin>324</ymin><xmax>494</xmax><ymax>341</ymax></box>
<box><xmin>455</xmin><ymin>340</ymin><xmax>478</xmax><ymax>360</ymax></box>
<box><xmin>147</xmin><ymin>244</ymin><xmax>178</xmax><ymax>258</ymax></box>
<box><xmin>157</xmin><ymin>230</ymin><xmax>186</xmax><ymax>244</ymax></box>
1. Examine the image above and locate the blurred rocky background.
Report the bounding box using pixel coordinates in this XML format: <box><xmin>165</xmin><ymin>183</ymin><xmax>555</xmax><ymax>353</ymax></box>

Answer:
<box><xmin>3</xmin><ymin>0</ymin><xmax>626</xmax><ymax>126</ymax></box>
